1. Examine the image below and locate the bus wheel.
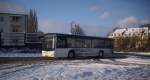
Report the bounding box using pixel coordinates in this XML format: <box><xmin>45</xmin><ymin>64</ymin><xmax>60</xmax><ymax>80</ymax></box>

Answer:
<box><xmin>68</xmin><ymin>51</ymin><xmax>75</xmax><ymax>59</ymax></box>
<box><xmin>98</xmin><ymin>51</ymin><xmax>104</xmax><ymax>58</ymax></box>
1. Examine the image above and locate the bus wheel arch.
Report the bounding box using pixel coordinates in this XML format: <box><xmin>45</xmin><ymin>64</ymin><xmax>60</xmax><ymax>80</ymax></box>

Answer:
<box><xmin>98</xmin><ymin>50</ymin><xmax>104</xmax><ymax>58</ymax></box>
<box><xmin>68</xmin><ymin>50</ymin><xmax>75</xmax><ymax>59</ymax></box>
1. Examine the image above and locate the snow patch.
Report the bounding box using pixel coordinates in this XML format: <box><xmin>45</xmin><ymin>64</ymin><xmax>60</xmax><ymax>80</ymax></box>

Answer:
<box><xmin>0</xmin><ymin>60</ymin><xmax>149</xmax><ymax>80</ymax></box>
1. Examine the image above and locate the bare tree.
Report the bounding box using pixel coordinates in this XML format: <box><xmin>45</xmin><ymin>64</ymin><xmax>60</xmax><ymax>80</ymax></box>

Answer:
<box><xmin>113</xmin><ymin>24</ymin><xmax>150</xmax><ymax>52</ymax></box>
<box><xmin>70</xmin><ymin>21</ymin><xmax>85</xmax><ymax>35</ymax></box>
<box><xmin>27</xmin><ymin>9</ymin><xmax>38</xmax><ymax>33</ymax></box>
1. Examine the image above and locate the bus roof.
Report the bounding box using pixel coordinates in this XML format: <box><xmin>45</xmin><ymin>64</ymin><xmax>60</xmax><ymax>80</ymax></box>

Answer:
<box><xmin>43</xmin><ymin>33</ymin><xmax>112</xmax><ymax>40</ymax></box>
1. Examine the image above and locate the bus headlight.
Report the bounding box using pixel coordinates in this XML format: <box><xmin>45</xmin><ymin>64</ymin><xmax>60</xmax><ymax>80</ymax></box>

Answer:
<box><xmin>42</xmin><ymin>51</ymin><xmax>55</xmax><ymax>57</ymax></box>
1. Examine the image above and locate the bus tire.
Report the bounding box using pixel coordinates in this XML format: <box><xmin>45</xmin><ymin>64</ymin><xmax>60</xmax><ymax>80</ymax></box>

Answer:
<box><xmin>98</xmin><ymin>51</ymin><xmax>104</xmax><ymax>58</ymax></box>
<box><xmin>68</xmin><ymin>51</ymin><xmax>75</xmax><ymax>59</ymax></box>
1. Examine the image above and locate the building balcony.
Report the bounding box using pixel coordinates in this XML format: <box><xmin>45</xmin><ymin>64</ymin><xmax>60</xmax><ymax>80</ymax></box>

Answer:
<box><xmin>1</xmin><ymin>32</ymin><xmax>25</xmax><ymax>46</ymax></box>
<box><xmin>25</xmin><ymin>33</ymin><xmax>42</xmax><ymax>43</ymax></box>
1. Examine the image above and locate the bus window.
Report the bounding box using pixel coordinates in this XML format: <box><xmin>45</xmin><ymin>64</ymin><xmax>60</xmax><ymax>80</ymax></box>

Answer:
<box><xmin>110</xmin><ymin>40</ymin><xmax>114</xmax><ymax>48</ymax></box>
<box><xmin>67</xmin><ymin>38</ymin><xmax>76</xmax><ymax>48</ymax></box>
<box><xmin>47</xmin><ymin>39</ymin><xmax>53</xmax><ymax>50</ymax></box>
<box><xmin>84</xmin><ymin>39</ymin><xmax>91</xmax><ymax>48</ymax></box>
<box><xmin>42</xmin><ymin>37</ymin><xmax>54</xmax><ymax>51</ymax></box>
<box><xmin>57</xmin><ymin>36</ymin><xmax>67</xmax><ymax>48</ymax></box>
<box><xmin>105</xmin><ymin>40</ymin><xmax>113</xmax><ymax>48</ymax></box>
<box><xmin>92</xmin><ymin>39</ymin><xmax>104</xmax><ymax>48</ymax></box>
<box><xmin>76</xmin><ymin>38</ymin><xmax>85</xmax><ymax>48</ymax></box>
<box><xmin>98</xmin><ymin>39</ymin><xmax>105</xmax><ymax>48</ymax></box>
<box><xmin>92</xmin><ymin>39</ymin><xmax>97</xmax><ymax>48</ymax></box>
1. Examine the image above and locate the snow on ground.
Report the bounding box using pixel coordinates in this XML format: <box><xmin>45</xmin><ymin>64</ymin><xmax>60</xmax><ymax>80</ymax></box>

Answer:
<box><xmin>116</xmin><ymin>56</ymin><xmax>150</xmax><ymax>65</ymax></box>
<box><xmin>116</xmin><ymin>51</ymin><xmax>150</xmax><ymax>55</ymax></box>
<box><xmin>0</xmin><ymin>51</ymin><xmax>150</xmax><ymax>80</ymax></box>
<box><xmin>0</xmin><ymin>59</ymin><xmax>150</xmax><ymax>80</ymax></box>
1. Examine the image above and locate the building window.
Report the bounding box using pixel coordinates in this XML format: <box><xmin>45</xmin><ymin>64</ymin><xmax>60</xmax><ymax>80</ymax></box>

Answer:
<box><xmin>114</xmin><ymin>33</ymin><xmax>116</xmax><ymax>37</ymax></box>
<box><xmin>11</xmin><ymin>25</ymin><xmax>20</xmax><ymax>32</ymax></box>
<box><xmin>0</xmin><ymin>16</ymin><xmax>4</xmax><ymax>22</ymax></box>
<box><xmin>0</xmin><ymin>28</ymin><xmax>3</xmax><ymax>32</ymax></box>
<box><xmin>129</xmin><ymin>33</ymin><xmax>131</xmax><ymax>36</ymax></box>
<box><xmin>10</xmin><ymin>16</ymin><xmax>20</xmax><ymax>22</ymax></box>
<box><xmin>133</xmin><ymin>33</ymin><xmax>135</xmax><ymax>36</ymax></box>
<box><xmin>12</xmin><ymin>39</ymin><xmax>18</xmax><ymax>43</ymax></box>
<box><xmin>12</xmin><ymin>28</ymin><xmax>19</xmax><ymax>32</ymax></box>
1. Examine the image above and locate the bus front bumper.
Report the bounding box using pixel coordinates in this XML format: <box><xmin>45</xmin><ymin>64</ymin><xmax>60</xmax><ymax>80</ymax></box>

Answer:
<box><xmin>42</xmin><ymin>51</ymin><xmax>55</xmax><ymax>57</ymax></box>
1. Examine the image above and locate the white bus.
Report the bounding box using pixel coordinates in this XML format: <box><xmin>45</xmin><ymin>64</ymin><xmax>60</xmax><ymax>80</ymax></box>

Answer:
<box><xmin>41</xmin><ymin>33</ymin><xmax>113</xmax><ymax>58</ymax></box>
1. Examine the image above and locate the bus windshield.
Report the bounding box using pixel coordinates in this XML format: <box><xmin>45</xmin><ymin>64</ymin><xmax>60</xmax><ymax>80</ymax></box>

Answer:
<box><xmin>42</xmin><ymin>36</ymin><xmax>55</xmax><ymax>51</ymax></box>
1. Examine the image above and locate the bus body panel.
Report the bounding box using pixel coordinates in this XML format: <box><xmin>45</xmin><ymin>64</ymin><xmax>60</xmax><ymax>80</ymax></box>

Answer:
<box><xmin>42</xmin><ymin>33</ymin><xmax>114</xmax><ymax>58</ymax></box>
<box><xmin>54</xmin><ymin>48</ymin><xmax>71</xmax><ymax>57</ymax></box>
<box><xmin>42</xmin><ymin>48</ymin><xmax>113</xmax><ymax>58</ymax></box>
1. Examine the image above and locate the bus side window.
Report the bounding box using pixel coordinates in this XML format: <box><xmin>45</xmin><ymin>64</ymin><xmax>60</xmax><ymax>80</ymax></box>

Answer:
<box><xmin>104</xmin><ymin>40</ymin><xmax>111</xmax><ymax>48</ymax></box>
<box><xmin>84</xmin><ymin>39</ymin><xmax>91</xmax><ymax>48</ymax></box>
<box><xmin>42</xmin><ymin>36</ymin><xmax>54</xmax><ymax>51</ymax></box>
<box><xmin>67</xmin><ymin>38</ymin><xmax>76</xmax><ymax>48</ymax></box>
<box><xmin>92</xmin><ymin>39</ymin><xmax>98</xmax><ymax>48</ymax></box>
<box><xmin>92</xmin><ymin>39</ymin><xmax>105</xmax><ymax>48</ymax></box>
<box><xmin>57</xmin><ymin>36</ymin><xmax>67</xmax><ymax>48</ymax></box>
<box><xmin>76</xmin><ymin>38</ymin><xmax>85</xmax><ymax>48</ymax></box>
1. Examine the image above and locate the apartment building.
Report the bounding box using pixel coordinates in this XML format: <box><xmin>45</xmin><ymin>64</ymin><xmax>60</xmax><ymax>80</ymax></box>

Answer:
<box><xmin>0</xmin><ymin>12</ymin><xmax>27</xmax><ymax>47</ymax></box>
<box><xmin>0</xmin><ymin>8</ymin><xmax>41</xmax><ymax>49</ymax></box>
<box><xmin>108</xmin><ymin>25</ymin><xmax>150</xmax><ymax>51</ymax></box>
<box><xmin>108</xmin><ymin>26</ymin><xmax>149</xmax><ymax>38</ymax></box>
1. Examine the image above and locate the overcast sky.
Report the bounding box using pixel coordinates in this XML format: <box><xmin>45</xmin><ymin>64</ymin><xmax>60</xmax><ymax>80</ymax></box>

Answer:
<box><xmin>1</xmin><ymin>0</ymin><xmax>150</xmax><ymax>37</ymax></box>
